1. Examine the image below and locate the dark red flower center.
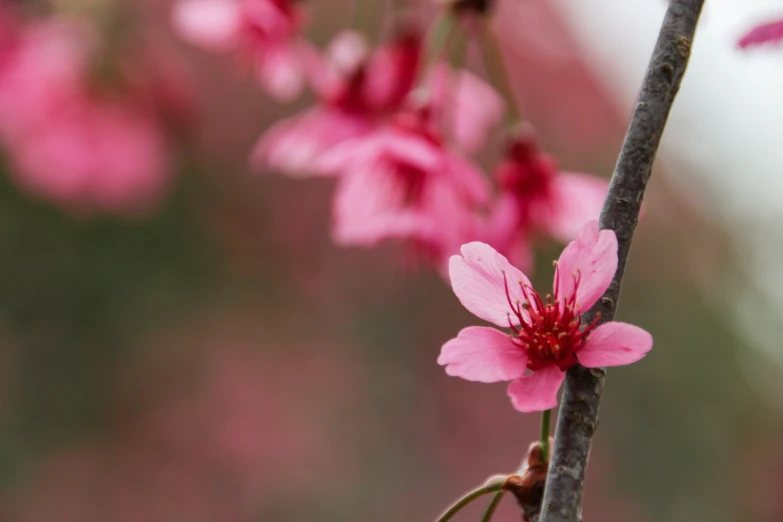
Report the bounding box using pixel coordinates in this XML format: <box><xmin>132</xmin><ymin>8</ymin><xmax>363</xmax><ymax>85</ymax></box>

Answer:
<box><xmin>503</xmin><ymin>265</ymin><xmax>600</xmax><ymax>371</ymax></box>
<box><xmin>496</xmin><ymin>140</ymin><xmax>557</xmax><ymax>211</ymax></box>
<box><xmin>395</xmin><ymin>163</ymin><xmax>428</xmax><ymax>206</ymax></box>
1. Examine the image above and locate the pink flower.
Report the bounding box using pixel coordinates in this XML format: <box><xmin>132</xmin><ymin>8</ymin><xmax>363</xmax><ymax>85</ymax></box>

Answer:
<box><xmin>438</xmin><ymin>222</ymin><xmax>652</xmax><ymax>412</ymax></box>
<box><xmin>0</xmin><ymin>18</ymin><xmax>176</xmax><ymax>215</ymax></box>
<box><xmin>9</xmin><ymin>101</ymin><xmax>170</xmax><ymax>215</ymax></box>
<box><xmin>319</xmin><ymin>108</ymin><xmax>489</xmax><ymax>248</ymax></box>
<box><xmin>171</xmin><ymin>0</ymin><xmax>311</xmax><ymax>99</ymax></box>
<box><xmin>486</xmin><ymin>129</ymin><xmax>608</xmax><ymax>269</ymax></box>
<box><xmin>738</xmin><ymin>19</ymin><xmax>783</xmax><ymax>49</ymax></box>
<box><xmin>253</xmin><ymin>28</ymin><xmax>421</xmax><ymax>176</ymax></box>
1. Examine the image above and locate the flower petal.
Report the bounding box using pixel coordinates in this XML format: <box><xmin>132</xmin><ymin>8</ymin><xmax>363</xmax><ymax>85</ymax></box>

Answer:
<box><xmin>445</xmin><ymin>154</ymin><xmax>490</xmax><ymax>205</ymax></box>
<box><xmin>252</xmin><ymin>107</ymin><xmax>372</xmax><ymax>177</ymax></box>
<box><xmin>171</xmin><ymin>0</ymin><xmax>241</xmax><ymax>52</ymax></box>
<box><xmin>556</xmin><ymin>221</ymin><xmax>617</xmax><ymax>311</ymax></box>
<box><xmin>308</xmin><ymin>30</ymin><xmax>370</xmax><ymax>98</ymax></box>
<box><xmin>438</xmin><ymin>326</ymin><xmax>527</xmax><ymax>383</ymax></box>
<box><xmin>316</xmin><ymin>133</ymin><xmax>384</xmax><ymax>174</ymax></box>
<box><xmin>449</xmin><ymin>242</ymin><xmax>532</xmax><ymax>327</ymax></box>
<box><xmin>428</xmin><ymin>63</ymin><xmax>504</xmax><ymax>154</ymax></box>
<box><xmin>507</xmin><ymin>365</ymin><xmax>565</xmax><ymax>413</ymax></box>
<box><xmin>256</xmin><ymin>42</ymin><xmax>305</xmax><ymax>100</ymax></box>
<box><xmin>545</xmin><ymin>173</ymin><xmax>608</xmax><ymax>244</ymax></box>
<box><xmin>331</xmin><ymin>161</ymin><xmax>433</xmax><ymax>245</ymax></box>
<box><xmin>381</xmin><ymin>131</ymin><xmax>443</xmax><ymax>172</ymax></box>
<box><xmin>738</xmin><ymin>19</ymin><xmax>783</xmax><ymax>49</ymax></box>
<box><xmin>363</xmin><ymin>30</ymin><xmax>421</xmax><ymax>111</ymax></box>
<box><xmin>577</xmin><ymin>322</ymin><xmax>653</xmax><ymax>368</ymax></box>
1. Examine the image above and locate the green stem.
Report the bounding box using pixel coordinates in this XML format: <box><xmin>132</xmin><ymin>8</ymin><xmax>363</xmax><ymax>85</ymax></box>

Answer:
<box><xmin>540</xmin><ymin>409</ymin><xmax>552</xmax><ymax>462</ymax></box>
<box><xmin>450</xmin><ymin>19</ymin><xmax>469</xmax><ymax>69</ymax></box>
<box><xmin>427</xmin><ymin>11</ymin><xmax>458</xmax><ymax>68</ymax></box>
<box><xmin>479</xmin><ymin>18</ymin><xmax>522</xmax><ymax>123</ymax></box>
<box><xmin>436</xmin><ymin>481</ymin><xmax>505</xmax><ymax>522</ymax></box>
<box><xmin>479</xmin><ymin>492</ymin><xmax>505</xmax><ymax>522</ymax></box>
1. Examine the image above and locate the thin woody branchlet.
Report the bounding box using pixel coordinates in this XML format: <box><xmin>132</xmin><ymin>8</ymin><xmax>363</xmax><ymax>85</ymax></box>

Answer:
<box><xmin>537</xmin><ymin>1</ymin><xmax>706</xmax><ymax>521</ymax></box>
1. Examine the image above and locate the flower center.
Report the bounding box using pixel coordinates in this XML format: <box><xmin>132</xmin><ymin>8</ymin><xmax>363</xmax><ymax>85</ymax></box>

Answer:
<box><xmin>498</xmin><ymin>152</ymin><xmax>555</xmax><ymax>205</ymax></box>
<box><xmin>503</xmin><ymin>265</ymin><xmax>600</xmax><ymax>371</ymax></box>
<box><xmin>395</xmin><ymin>163</ymin><xmax>427</xmax><ymax>206</ymax></box>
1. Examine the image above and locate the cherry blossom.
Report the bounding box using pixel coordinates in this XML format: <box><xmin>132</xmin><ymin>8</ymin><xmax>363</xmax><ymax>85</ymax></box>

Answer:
<box><xmin>438</xmin><ymin>222</ymin><xmax>652</xmax><ymax>412</ymax></box>
<box><xmin>485</xmin><ymin>128</ymin><xmax>608</xmax><ymax>269</ymax></box>
<box><xmin>318</xmin><ymin>107</ymin><xmax>489</xmax><ymax>249</ymax></box>
<box><xmin>171</xmin><ymin>0</ymin><xmax>312</xmax><ymax>99</ymax></box>
<box><xmin>253</xmin><ymin>27</ymin><xmax>421</xmax><ymax>176</ymax></box>
<box><xmin>0</xmin><ymin>18</ymin><xmax>176</xmax><ymax>215</ymax></box>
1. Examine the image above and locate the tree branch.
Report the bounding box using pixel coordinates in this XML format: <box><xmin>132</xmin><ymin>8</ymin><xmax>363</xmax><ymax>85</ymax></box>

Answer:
<box><xmin>538</xmin><ymin>1</ymin><xmax>705</xmax><ymax>521</ymax></box>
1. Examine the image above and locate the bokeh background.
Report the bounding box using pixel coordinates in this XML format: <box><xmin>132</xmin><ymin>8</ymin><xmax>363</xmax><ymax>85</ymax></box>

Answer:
<box><xmin>0</xmin><ymin>0</ymin><xmax>782</xmax><ymax>521</ymax></box>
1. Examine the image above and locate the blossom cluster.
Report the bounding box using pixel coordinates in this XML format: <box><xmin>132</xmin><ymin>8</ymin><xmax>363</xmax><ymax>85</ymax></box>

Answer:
<box><xmin>172</xmin><ymin>0</ymin><xmax>609</xmax><ymax>274</ymax></box>
<box><xmin>171</xmin><ymin>0</ymin><xmax>656</xmax><ymax>412</ymax></box>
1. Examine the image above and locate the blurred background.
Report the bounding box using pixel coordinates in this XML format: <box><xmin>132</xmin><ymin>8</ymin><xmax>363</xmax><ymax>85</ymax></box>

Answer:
<box><xmin>0</xmin><ymin>0</ymin><xmax>781</xmax><ymax>521</ymax></box>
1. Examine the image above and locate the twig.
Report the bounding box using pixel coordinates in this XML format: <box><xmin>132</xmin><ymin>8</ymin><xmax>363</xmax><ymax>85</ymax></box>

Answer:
<box><xmin>436</xmin><ymin>479</ymin><xmax>505</xmax><ymax>522</ymax></box>
<box><xmin>480</xmin><ymin>492</ymin><xmax>505</xmax><ymax>522</ymax></box>
<box><xmin>538</xmin><ymin>1</ymin><xmax>705</xmax><ymax>521</ymax></box>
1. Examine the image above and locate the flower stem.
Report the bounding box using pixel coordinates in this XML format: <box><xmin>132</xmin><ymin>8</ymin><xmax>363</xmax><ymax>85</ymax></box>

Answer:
<box><xmin>436</xmin><ymin>481</ymin><xmax>505</xmax><ymax>522</ymax></box>
<box><xmin>540</xmin><ymin>409</ymin><xmax>552</xmax><ymax>462</ymax></box>
<box><xmin>479</xmin><ymin>492</ymin><xmax>505</xmax><ymax>522</ymax></box>
<box><xmin>427</xmin><ymin>11</ymin><xmax>458</xmax><ymax>67</ymax></box>
<box><xmin>478</xmin><ymin>18</ymin><xmax>522</xmax><ymax>124</ymax></box>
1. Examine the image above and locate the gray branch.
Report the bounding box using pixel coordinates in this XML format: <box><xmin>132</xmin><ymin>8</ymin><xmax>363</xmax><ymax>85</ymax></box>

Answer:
<box><xmin>538</xmin><ymin>1</ymin><xmax>705</xmax><ymax>521</ymax></box>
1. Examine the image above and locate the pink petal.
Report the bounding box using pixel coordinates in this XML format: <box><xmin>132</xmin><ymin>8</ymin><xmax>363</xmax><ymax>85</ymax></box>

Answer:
<box><xmin>322</xmin><ymin>128</ymin><xmax>442</xmax><ymax>174</ymax></box>
<box><xmin>577</xmin><ymin>321</ymin><xmax>653</xmax><ymax>368</ymax></box>
<box><xmin>256</xmin><ymin>42</ymin><xmax>305</xmax><ymax>100</ymax></box>
<box><xmin>316</xmin><ymin>134</ymin><xmax>382</xmax><ymax>174</ymax></box>
<box><xmin>483</xmin><ymin>195</ymin><xmax>534</xmax><ymax>273</ymax></box>
<box><xmin>438</xmin><ymin>326</ymin><xmax>527</xmax><ymax>383</ymax></box>
<box><xmin>449</xmin><ymin>242</ymin><xmax>532</xmax><ymax>327</ymax></box>
<box><xmin>363</xmin><ymin>30</ymin><xmax>420</xmax><ymax>111</ymax></box>
<box><xmin>738</xmin><ymin>19</ymin><xmax>783</xmax><ymax>49</ymax></box>
<box><xmin>252</xmin><ymin>107</ymin><xmax>373</xmax><ymax>177</ymax></box>
<box><xmin>381</xmin><ymin>130</ymin><xmax>444</xmax><ymax>172</ymax></box>
<box><xmin>331</xmin><ymin>163</ymin><xmax>432</xmax><ymax>245</ymax></box>
<box><xmin>428</xmin><ymin>63</ymin><xmax>504</xmax><ymax>154</ymax></box>
<box><xmin>445</xmin><ymin>154</ymin><xmax>490</xmax><ymax>205</ymax></box>
<box><xmin>556</xmin><ymin>221</ymin><xmax>617</xmax><ymax>311</ymax></box>
<box><xmin>545</xmin><ymin>172</ymin><xmax>608</xmax><ymax>244</ymax></box>
<box><xmin>309</xmin><ymin>30</ymin><xmax>370</xmax><ymax>98</ymax></box>
<box><xmin>171</xmin><ymin>0</ymin><xmax>241</xmax><ymax>52</ymax></box>
<box><xmin>507</xmin><ymin>365</ymin><xmax>565</xmax><ymax>413</ymax></box>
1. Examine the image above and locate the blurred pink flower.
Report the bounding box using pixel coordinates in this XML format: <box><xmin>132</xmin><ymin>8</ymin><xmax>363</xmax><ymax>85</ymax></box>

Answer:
<box><xmin>0</xmin><ymin>18</ymin><xmax>177</xmax><ymax>215</ymax></box>
<box><xmin>738</xmin><ymin>19</ymin><xmax>783</xmax><ymax>49</ymax></box>
<box><xmin>11</xmin><ymin>102</ymin><xmax>170</xmax><ymax>214</ymax></box>
<box><xmin>318</xmin><ymin>108</ymin><xmax>489</xmax><ymax>248</ymax></box>
<box><xmin>439</xmin><ymin>222</ymin><xmax>652</xmax><ymax>412</ymax></box>
<box><xmin>171</xmin><ymin>0</ymin><xmax>311</xmax><ymax>99</ymax></box>
<box><xmin>426</xmin><ymin>62</ymin><xmax>504</xmax><ymax>154</ymax></box>
<box><xmin>485</xmin><ymin>128</ymin><xmax>608</xmax><ymax>269</ymax></box>
<box><xmin>0</xmin><ymin>19</ymin><xmax>89</xmax><ymax>140</ymax></box>
<box><xmin>253</xmin><ymin>27</ymin><xmax>421</xmax><ymax>176</ymax></box>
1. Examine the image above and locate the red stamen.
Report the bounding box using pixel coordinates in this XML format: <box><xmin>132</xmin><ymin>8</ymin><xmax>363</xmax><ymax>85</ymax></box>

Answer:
<box><xmin>504</xmin><ymin>261</ymin><xmax>596</xmax><ymax>372</ymax></box>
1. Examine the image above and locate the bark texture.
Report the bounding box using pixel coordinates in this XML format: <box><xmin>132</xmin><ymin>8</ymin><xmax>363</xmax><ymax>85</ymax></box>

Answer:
<box><xmin>538</xmin><ymin>2</ymin><xmax>705</xmax><ymax>521</ymax></box>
